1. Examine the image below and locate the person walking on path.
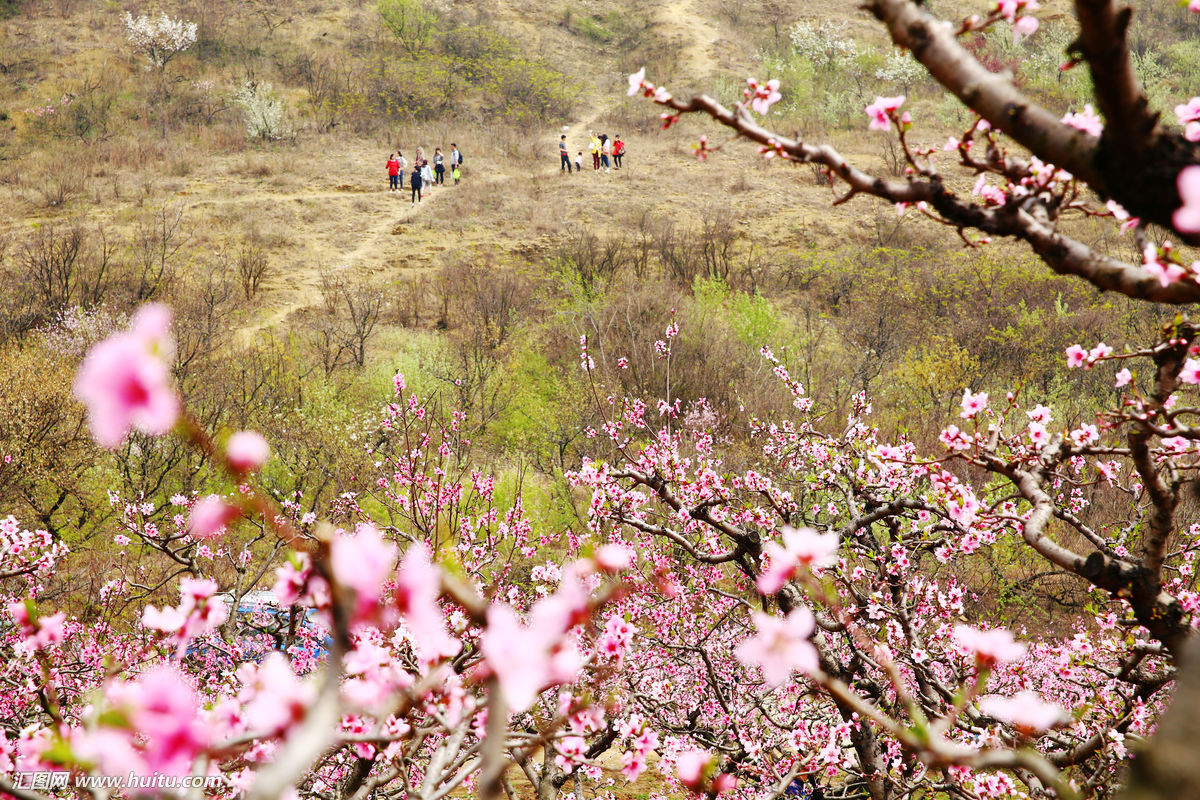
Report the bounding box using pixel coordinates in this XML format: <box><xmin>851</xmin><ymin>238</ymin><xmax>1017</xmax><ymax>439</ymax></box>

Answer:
<box><xmin>410</xmin><ymin>164</ymin><xmax>423</xmax><ymax>204</ymax></box>
<box><xmin>387</xmin><ymin>153</ymin><xmax>401</xmax><ymax>191</ymax></box>
<box><xmin>600</xmin><ymin>134</ymin><xmax>612</xmax><ymax>172</ymax></box>
<box><xmin>450</xmin><ymin>143</ymin><xmax>461</xmax><ymax>178</ymax></box>
<box><xmin>560</xmin><ymin>134</ymin><xmax>571</xmax><ymax>172</ymax></box>
<box><xmin>575</xmin><ymin>151</ymin><xmax>583</xmax><ymax>172</ymax></box>
<box><xmin>434</xmin><ymin>148</ymin><xmax>445</xmax><ymax>185</ymax></box>
<box><xmin>589</xmin><ymin>132</ymin><xmax>601</xmax><ymax>170</ymax></box>
<box><xmin>613</xmin><ymin>136</ymin><xmax>625</xmax><ymax>169</ymax></box>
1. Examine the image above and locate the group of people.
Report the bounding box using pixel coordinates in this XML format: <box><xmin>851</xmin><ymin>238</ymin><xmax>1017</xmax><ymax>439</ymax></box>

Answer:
<box><xmin>559</xmin><ymin>131</ymin><xmax>625</xmax><ymax>173</ymax></box>
<box><xmin>386</xmin><ymin>144</ymin><xmax>463</xmax><ymax>203</ymax></box>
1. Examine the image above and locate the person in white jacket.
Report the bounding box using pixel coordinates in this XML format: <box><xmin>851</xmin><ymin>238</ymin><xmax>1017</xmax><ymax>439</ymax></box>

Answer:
<box><xmin>396</xmin><ymin>151</ymin><xmax>409</xmax><ymax>189</ymax></box>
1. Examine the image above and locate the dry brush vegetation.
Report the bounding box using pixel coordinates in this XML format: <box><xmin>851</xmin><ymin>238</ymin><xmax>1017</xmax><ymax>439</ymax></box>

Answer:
<box><xmin>5</xmin><ymin>0</ymin><xmax>1200</xmax><ymax>795</ymax></box>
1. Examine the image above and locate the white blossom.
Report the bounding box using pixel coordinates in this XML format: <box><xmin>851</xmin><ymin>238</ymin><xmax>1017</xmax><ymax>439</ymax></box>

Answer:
<box><xmin>123</xmin><ymin>12</ymin><xmax>197</xmax><ymax>71</ymax></box>
<box><xmin>232</xmin><ymin>81</ymin><xmax>288</xmax><ymax>141</ymax></box>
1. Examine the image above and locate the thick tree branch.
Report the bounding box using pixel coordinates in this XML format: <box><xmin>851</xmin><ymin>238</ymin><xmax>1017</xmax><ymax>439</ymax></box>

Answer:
<box><xmin>864</xmin><ymin>0</ymin><xmax>1102</xmax><ymax>190</ymax></box>
<box><xmin>994</xmin><ymin>443</ymin><xmax>1188</xmax><ymax>658</ymax></box>
<box><xmin>1072</xmin><ymin>0</ymin><xmax>1156</xmax><ymax>151</ymax></box>
<box><xmin>1120</xmin><ymin>637</ymin><xmax>1200</xmax><ymax>799</ymax></box>
<box><xmin>1129</xmin><ymin>429</ymin><xmax>1177</xmax><ymax>578</ymax></box>
<box><xmin>867</xmin><ymin>0</ymin><xmax>1200</xmax><ymax>237</ymax></box>
<box><xmin>661</xmin><ymin>94</ymin><xmax>1200</xmax><ymax>303</ymax></box>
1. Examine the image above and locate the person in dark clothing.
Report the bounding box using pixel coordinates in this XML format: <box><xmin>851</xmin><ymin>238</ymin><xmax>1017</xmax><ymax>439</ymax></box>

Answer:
<box><xmin>434</xmin><ymin>148</ymin><xmax>445</xmax><ymax>185</ymax></box>
<box><xmin>783</xmin><ymin>775</ymin><xmax>822</xmax><ymax>800</ymax></box>
<box><xmin>784</xmin><ymin>777</ymin><xmax>809</xmax><ymax>800</ymax></box>
<box><xmin>410</xmin><ymin>165</ymin><xmax>423</xmax><ymax>203</ymax></box>
<box><xmin>560</xmin><ymin>134</ymin><xmax>571</xmax><ymax>171</ymax></box>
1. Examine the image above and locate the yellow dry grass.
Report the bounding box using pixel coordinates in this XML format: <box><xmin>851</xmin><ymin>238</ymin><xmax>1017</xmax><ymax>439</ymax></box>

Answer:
<box><xmin>0</xmin><ymin>0</ymin><xmax>1020</xmax><ymax>342</ymax></box>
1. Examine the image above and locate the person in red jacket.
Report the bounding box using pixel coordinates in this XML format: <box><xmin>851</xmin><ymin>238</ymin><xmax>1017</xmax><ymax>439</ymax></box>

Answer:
<box><xmin>613</xmin><ymin>136</ymin><xmax>625</xmax><ymax>169</ymax></box>
<box><xmin>386</xmin><ymin>153</ymin><xmax>401</xmax><ymax>192</ymax></box>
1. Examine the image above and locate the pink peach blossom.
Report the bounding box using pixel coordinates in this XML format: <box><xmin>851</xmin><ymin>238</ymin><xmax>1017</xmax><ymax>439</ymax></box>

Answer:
<box><xmin>735</xmin><ymin>608</ymin><xmax>818</xmax><ymax>685</ymax></box>
<box><xmin>595</xmin><ymin>543</ymin><xmax>634</xmax><ymax>571</ymax></box>
<box><xmin>627</xmin><ymin>67</ymin><xmax>646</xmax><ymax>97</ymax></box>
<box><xmin>1177</xmin><ymin>97</ymin><xmax>1200</xmax><ymax>140</ymax></box>
<box><xmin>954</xmin><ymin>624</ymin><xmax>1027</xmax><ymax>667</ymax></box>
<box><xmin>395</xmin><ymin>543</ymin><xmax>460</xmax><ymax>662</ymax></box>
<box><xmin>226</xmin><ymin>431</ymin><xmax>270</xmax><ymax>473</ymax></box>
<box><xmin>116</xmin><ymin>665</ymin><xmax>209</xmax><ymax>774</ymax></box>
<box><xmin>745</xmin><ymin>77</ymin><xmax>782</xmax><ymax>115</ymax></box>
<box><xmin>1012</xmin><ymin>14</ymin><xmax>1039</xmax><ymax>38</ymax></box>
<box><xmin>865</xmin><ymin>95</ymin><xmax>905</xmax><ymax>130</ymax></box>
<box><xmin>330</xmin><ymin>524</ymin><xmax>398</xmax><ymax>625</ymax></box>
<box><xmin>1026</xmin><ymin>404</ymin><xmax>1052</xmax><ymax>424</ymax></box>
<box><xmin>960</xmin><ymin>389</ymin><xmax>988</xmax><ymax>419</ymax></box>
<box><xmin>1144</xmin><ymin>244</ymin><xmax>1188</xmax><ymax>287</ymax></box>
<box><xmin>980</xmin><ymin>691</ymin><xmax>1065</xmax><ymax>733</ymax></box>
<box><xmin>1061</xmin><ymin>105</ymin><xmax>1102</xmax><ymax>136</ymax></box>
<box><xmin>188</xmin><ymin>495</ymin><xmax>238</xmax><ymax>539</ymax></box>
<box><xmin>675</xmin><ymin>748</ymin><xmax>713</xmax><ymax>789</ymax></box>
<box><xmin>73</xmin><ymin>304</ymin><xmax>179</xmax><ymax>448</ymax></box>
<box><xmin>756</xmin><ymin>526</ymin><xmax>839</xmax><ymax>593</ymax></box>
<box><xmin>237</xmin><ymin>652</ymin><xmax>315</xmax><ymax>735</ymax></box>
<box><xmin>1174</xmin><ymin>165</ymin><xmax>1200</xmax><ymax>233</ymax></box>
<box><xmin>481</xmin><ymin>603</ymin><xmax>576</xmax><ymax>711</ymax></box>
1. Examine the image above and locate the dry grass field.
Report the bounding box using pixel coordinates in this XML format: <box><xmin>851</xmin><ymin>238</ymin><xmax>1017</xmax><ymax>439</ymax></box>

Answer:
<box><xmin>0</xmin><ymin>0</ymin><xmax>962</xmax><ymax>344</ymax></box>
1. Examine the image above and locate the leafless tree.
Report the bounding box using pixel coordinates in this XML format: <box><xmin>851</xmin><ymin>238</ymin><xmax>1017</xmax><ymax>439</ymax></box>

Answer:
<box><xmin>311</xmin><ymin>270</ymin><xmax>384</xmax><ymax>373</ymax></box>
<box><xmin>131</xmin><ymin>204</ymin><xmax>188</xmax><ymax>301</ymax></box>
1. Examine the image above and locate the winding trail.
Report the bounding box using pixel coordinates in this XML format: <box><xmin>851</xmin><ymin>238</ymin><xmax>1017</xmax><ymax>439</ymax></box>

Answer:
<box><xmin>553</xmin><ymin>0</ymin><xmax>721</xmax><ymax>169</ymax></box>
<box><xmin>218</xmin><ymin>182</ymin><xmax>455</xmax><ymax>338</ymax></box>
<box><xmin>213</xmin><ymin>0</ymin><xmax>725</xmax><ymax>336</ymax></box>
<box><xmin>658</xmin><ymin>0</ymin><xmax>722</xmax><ymax>83</ymax></box>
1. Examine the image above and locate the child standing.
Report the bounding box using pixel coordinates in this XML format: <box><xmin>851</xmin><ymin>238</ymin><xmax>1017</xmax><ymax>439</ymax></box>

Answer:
<box><xmin>575</xmin><ymin>151</ymin><xmax>583</xmax><ymax>173</ymax></box>
<box><xmin>410</xmin><ymin>164</ymin><xmax>423</xmax><ymax>203</ymax></box>
<box><xmin>421</xmin><ymin>159</ymin><xmax>434</xmax><ymax>191</ymax></box>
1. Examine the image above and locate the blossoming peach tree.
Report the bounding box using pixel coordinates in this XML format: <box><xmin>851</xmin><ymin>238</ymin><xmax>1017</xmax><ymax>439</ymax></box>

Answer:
<box><xmin>3</xmin><ymin>307</ymin><xmax>642</xmax><ymax>800</ymax></box>
<box><xmin>618</xmin><ymin>0</ymin><xmax>1200</xmax><ymax>795</ymax></box>
<box><xmin>7</xmin><ymin>4</ymin><xmax>1200</xmax><ymax>800</ymax></box>
<box><xmin>2</xmin><ymin>294</ymin><xmax>1193</xmax><ymax>800</ymax></box>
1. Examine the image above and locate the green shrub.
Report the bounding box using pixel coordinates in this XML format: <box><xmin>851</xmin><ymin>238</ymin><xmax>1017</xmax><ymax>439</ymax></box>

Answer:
<box><xmin>483</xmin><ymin>59</ymin><xmax>575</xmax><ymax>126</ymax></box>
<box><xmin>378</xmin><ymin>0</ymin><xmax>439</xmax><ymax>58</ymax></box>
